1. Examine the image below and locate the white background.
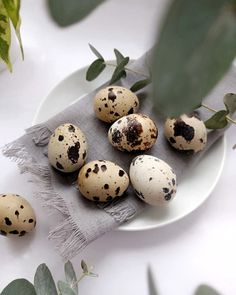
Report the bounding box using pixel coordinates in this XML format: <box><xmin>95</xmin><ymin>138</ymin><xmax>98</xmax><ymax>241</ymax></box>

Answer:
<box><xmin>0</xmin><ymin>1</ymin><xmax>236</xmax><ymax>294</ymax></box>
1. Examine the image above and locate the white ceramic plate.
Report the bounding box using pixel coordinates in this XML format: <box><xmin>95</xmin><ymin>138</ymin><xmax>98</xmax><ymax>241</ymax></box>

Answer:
<box><xmin>33</xmin><ymin>62</ymin><xmax>226</xmax><ymax>231</ymax></box>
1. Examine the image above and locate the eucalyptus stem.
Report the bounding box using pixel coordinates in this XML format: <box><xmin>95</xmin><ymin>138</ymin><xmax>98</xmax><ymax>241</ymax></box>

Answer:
<box><xmin>105</xmin><ymin>62</ymin><xmax>150</xmax><ymax>79</ymax></box>
<box><xmin>71</xmin><ymin>273</ymin><xmax>87</xmax><ymax>288</ymax></box>
<box><xmin>201</xmin><ymin>103</ymin><xmax>236</xmax><ymax>125</ymax></box>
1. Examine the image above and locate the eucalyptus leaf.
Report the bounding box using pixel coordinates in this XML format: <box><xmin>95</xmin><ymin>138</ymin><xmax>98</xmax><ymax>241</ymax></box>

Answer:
<box><xmin>81</xmin><ymin>260</ymin><xmax>89</xmax><ymax>273</ymax></box>
<box><xmin>57</xmin><ymin>281</ymin><xmax>76</xmax><ymax>295</ymax></box>
<box><xmin>2</xmin><ymin>0</ymin><xmax>24</xmax><ymax>59</ymax></box>
<box><xmin>48</xmin><ymin>0</ymin><xmax>106</xmax><ymax>27</ymax></box>
<box><xmin>114</xmin><ymin>48</ymin><xmax>125</xmax><ymax>65</ymax></box>
<box><xmin>195</xmin><ymin>284</ymin><xmax>221</xmax><ymax>295</ymax></box>
<box><xmin>0</xmin><ymin>0</ymin><xmax>12</xmax><ymax>71</ymax></box>
<box><xmin>34</xmin><ymin>263</ymin><xmax>58</xmax><ymax>295</ymax></box>
<box><xmin>130</xmin><ymin>78</ymin><xmax>151</xmax><ymax>92</ymax></box>
<box><xmin>109</xmin><ymin>56</ymin><xmax>129</xmax><ymax>85</ymax></box>
<box><xmin>65</xmin><ymin>261</ymin><xmax>78</xmax><ymax>294</ymax></box>
<box><xmin>147</xmin><ymin>267</ymin><xmax>158</xmax><ymax>295</ymax></box>
<box><xmin>1</xmin><ymin>279</ymin><xmax>36</xmax><ymax>295</ymax></box>
<box><xmin>153</xmin><ymin>0</ymin><xmax>236</xmax><ymax>117</ymax></box>
<box><xmin>204</xmin><ymin>110</ymin><xmax>228</xmax><ymax>129</ymax></box>
<box><xmin>89</xmin><ymin>44</ymin><xmax>104</xmax><ymax>60</ymax></box>
<box><xmin>86</xmin><ymin>59</ymin><xmax>106</xmax><ymax>81</ymax></box>
<box><xmin>223</xmin><ymin>92</ymin><xmax>236</xmax><ymax>114</ymax></box>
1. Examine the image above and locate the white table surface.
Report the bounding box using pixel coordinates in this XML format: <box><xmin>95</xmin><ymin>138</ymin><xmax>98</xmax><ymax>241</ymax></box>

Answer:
<box><xmin>0</xmin><ymin>1</ymin><xmax>236</xmax><ymax>294</ymax></box>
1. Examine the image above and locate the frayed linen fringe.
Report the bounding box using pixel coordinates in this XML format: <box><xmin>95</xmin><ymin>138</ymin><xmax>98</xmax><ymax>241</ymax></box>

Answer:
<box><xmin>2</xmin><ymin>135</ymin><xmax>87</xmax><ymax>260</ymax></box>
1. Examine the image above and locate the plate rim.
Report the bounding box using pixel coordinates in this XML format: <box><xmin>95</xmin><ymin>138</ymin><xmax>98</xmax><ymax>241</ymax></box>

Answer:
<box><xmin>32</xmin><ymin>63</ymin><xmax>226</xmax><ymax>232</ymax></box>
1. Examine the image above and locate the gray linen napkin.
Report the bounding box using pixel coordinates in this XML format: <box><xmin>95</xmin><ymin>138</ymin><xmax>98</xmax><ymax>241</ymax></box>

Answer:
<box><xmin>3</xmin><ymin>52</ymin><xmax>236</xmax><ymax>260</ymax></box>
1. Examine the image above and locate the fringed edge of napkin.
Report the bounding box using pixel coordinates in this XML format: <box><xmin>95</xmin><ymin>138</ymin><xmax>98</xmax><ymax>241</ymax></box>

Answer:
<box><xmin>2</xmin><ymin>125</ymin><xmax>143</xmax><ymax>260</ymax></box>
<box><xmin>2</xmin><ymin>133</ymin><xmax>89</xmax><ymax>260</ymax></box>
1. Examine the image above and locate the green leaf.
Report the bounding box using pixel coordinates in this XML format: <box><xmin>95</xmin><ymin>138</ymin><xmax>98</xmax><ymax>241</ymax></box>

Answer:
<box><xmin>130</xmin><ymin>78</ymin><xmax>151</xmax><ymax>92</ymax></box>
<box><xmin>114</xmin><ymin>48</ymin><xmax>125</xmax><ymax>65</ymax></box>
<box><xmin>152</xmin><ymin>0</ymin><xmax>236</xmax><ymax>117</ymax></box>
<box><xmin>204</xmin><ymin>110</ymin><xmax>228</xmax><ymax>129</ymax></box>
<box><xmin>109</xmin><ymin>56</ymin><xmax>129</xmax><ymax>85</ymax></box>
<box><xmin>48</xmin><ymin>0</ymin><xmax>106</xmax><ymax>27</ymax></box>
<box><xmin>57</xmin><ymin>281</ymin><xmax>76</xmax><ymax>295</ymax></box>
<box><xmin>81</xmin><ymin>260</ymin><xmax>89</xmax><ymax>273</ymax></box>
<box><xmin>223</xmin><ymin>92</ymin><xmax>236</xmax><ymax>114</ymax></box>
<box><xmin>34</xmin><ymin>263</ymin><xmax>58</xmax><ymax>295</ymax></box>
<box><xmin>0</xmin><ymin>0</ymin><xmax>12</xmax><ymax>71</ymax></box>
<box><xmin>64</xmin><ymin>261</ymin><xmax>78</xmax><ymax>294</ymax></box>
<box><xmin>86</xmin><ymin>58</ymin><xmax>106</xmax><ymax>81</ymax></box>
<box><xmin>2</xmin><ymin>0</ymin><xmax>24</xmax><ymax>59</ymax></box>
<box><xmin>147</xmin><ymin>267</ymin><xmax>158</xmax><ymax>295</ymax></box>
<box><xmin>1</xmin><ymin>279</ymin><xmax>36</xmax><ymax>295</ymax></box>
<box><xmin>195</xmin><ymin>284</ymin><xmax>221</xmax><ymax>295</ymax></box>
<box><xmin>89</xmin><ymin>44</ymin><xmax>104</xmax><ymax>60</ymax></box>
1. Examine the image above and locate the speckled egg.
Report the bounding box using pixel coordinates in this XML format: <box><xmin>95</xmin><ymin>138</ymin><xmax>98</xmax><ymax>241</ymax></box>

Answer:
<box><xmin>48</xmin><ymin>123</ymin><xmax>87</xmax><ymax>173</ymax></box>
<box><xmin>78</xmin><ymin>160</ymin><xmax>129</xmax><ymax>202</ymax></box>
<box><xmin>108</xmin><ymin>114</ymin><xmax>158</xmax><ymax>152</ymax></box>
<box><xmin>129</xmin><ymin>155</ymin><xmax>177</xmax><ymax>206</ymax></box>
<box><xmin>0</xmin><ymin>193</ymin><xmax>36</xmax><ymax>237</ymax></box>
<box><xmin>164</xmin><ymin>114</ymin><xmax>207</xmax><ymax>153</ymax></box>
<box><xmin>94</xmin><ymin>86</ymin><xmax>139</xmax><ymax>123</ymax></box>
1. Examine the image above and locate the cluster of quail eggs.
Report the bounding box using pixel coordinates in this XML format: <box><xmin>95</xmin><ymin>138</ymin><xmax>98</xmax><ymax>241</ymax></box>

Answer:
<box><xmin>0</xmin><ymin>85</ymin><xmax>208</xmax><ymax>238</ymax></box>
<box><xmin>45</xmin><ymin>85</ymin><xmax>172</xmax><ymax>207</ymax></box>
<box><xmin>46</xmin><ymin>85</ymin><xmax>208</xmax><ymax>207</ymax></box>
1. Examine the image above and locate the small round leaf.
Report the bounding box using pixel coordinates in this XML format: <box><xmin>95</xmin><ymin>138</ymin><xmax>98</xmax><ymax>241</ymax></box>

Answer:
<box><xmin>1</xmin><ymin>279</ymin><xmax>36</xmax><ymax>295</ymax></box>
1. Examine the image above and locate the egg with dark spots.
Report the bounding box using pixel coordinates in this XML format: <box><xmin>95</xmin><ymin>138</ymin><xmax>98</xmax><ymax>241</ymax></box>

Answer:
<box><xmin>164</xmin><ymin>114</ymin><xmax>207</xmax><ymax>153</ymax></box>
<box><xmin>129</xmin><ymin>155</ymin><xmax>177</xmax><ymax>206</ymax></box>
<box><xmin>108</xmin><ymin>114</ymin><xmax>158</xmax><ymax>152</ymax></box>
<box><xmin>48</xmin><ymin>123</ymin><xmax>88</xmax><ymax>172</ymax></box>
<box><xmin>78</xmin><ymin>160</ymin><xmax>129</xmax><ymax>202</ymax></box>
<box><xmin>94</xmin><ymin>86</ymin><xmax>139</xmax><ymax>123</ymax></box>
<box><xmin>0</xmin><ymin>193</ymin><xmax>36</xmax><ymax>237</ymax></box>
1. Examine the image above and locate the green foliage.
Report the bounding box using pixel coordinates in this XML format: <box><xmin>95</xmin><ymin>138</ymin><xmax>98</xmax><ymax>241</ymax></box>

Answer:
<box><xmin>86</xmin><ymin>45</ymin><xmax>151</xmax><ymax>91</ymax></box>
<box><xmin>224</xmin><ymin>93</ymin><xmax>236</xmax><ymax>114</ymax></box>
<box><xmin>1</xmin><ymin>279</ymin><xmax>36</xmax><ymax>295</ymax></box>
<box><xmin>86</xmin><ymin>58</ymin><xmax>106</xmax><ymax>81</ymax></box>
<box><xmin>194</xmin><ymin>284</ymin><xmax>221</xmax><ymax>295</ymax></box>
<box><xmin>109</xmin><ymin>56</ymin><xmax>129</xmax><ymax>85</ymax></box>
<box><xmin>0</xmin><ymin>0</ymin><xmax>23</xmax><ymax>71</ymax></box>
<box><xmin>130</xmin><ymin>78</ymin><xmax>151</xmax><ymax>92</ymax></box>
<box><xmin>34</xmin><ymin>264</ymin><xmax>58</xmax><ymax>295</ymax></box>
<box><xmin>2</xmin><ymin>0</ymin><xmax>23</xmax><ymax>59</ymax></box>
<box><xmin>48</xmin><ymin>0</ymin><xmax>106</xmax><ymax>27</ymax></box>
<box><xmin>204</xmin><ymin>110</ymin><xmax>228</xmax><ymax>129</ymax></box>
<box><xmin>57</xmin><ymin>281</ymin><xmax>76</xmax><ymax>295</ymax></box>
<box><xmin>0</xmin><ymin>0</ymin><xmax>12</xmax><ymax>71</ymax></box>
<box><xmin>1</xmin><ymin>260</ymin><xmax>97</xmax><ymax>295</ymax></box>
<box><xmin>203</xmin><ymin>92</ymin><xmax>236</xmax><ymax>129</ymax></box>
<box><xmin>152</xmin><ymin>0</ymin><xmax>236</xmax><ymax>117</ymax></box>
<box><xmin>64</xmin><ymin>261</ymin><xmax>78</xmax><ymax>294</ymax></box>
<box><xmin>147</xmin><ymin>267</ymin><xmax>159</xmax><ymax>295</ymax></box>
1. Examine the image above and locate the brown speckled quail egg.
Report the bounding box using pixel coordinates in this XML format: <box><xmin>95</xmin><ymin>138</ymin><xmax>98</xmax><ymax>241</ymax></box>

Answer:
<box><xmin>48</xmin><ymin>123</ymin><xmax>87</xmax><ymax>173</ymax></box>
<box><xmin>129</xmin><ymin>155</ymin><xmax>177</xmax><ymax>206</ymax></box>
<box><xmin>78</xmin><ymin>160</ymin><xmax>129</xmax><ymax>202</ymax></box>
<box><xmin>164</xmin><ymin>113</ymin><xmax>207</xmax><ymax>153</ymax></box>
<box><xmin>94</xmin><ymin>86</ymin><xmax>139</xmax><ymax>123</ymax></box>
<box><xmin>108</xmin><ymin>113</ymin><xmax>158</xmax><ymax>152</ymax></box>
<box><xmin>0</xmin><ymin>193</ymin><xmax>36</xmax><ymax>237</ymax></box>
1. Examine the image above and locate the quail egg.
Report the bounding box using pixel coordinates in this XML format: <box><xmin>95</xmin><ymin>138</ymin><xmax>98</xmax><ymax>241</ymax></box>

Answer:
<box><xmin>164</xmin><ymin>113</ymin><xmax>207</xmax><ymax>153</ymax></box>
<box><xmin>108</xmin><ymin>113</ymin><xmax>158</xmax><ymax>152</ymax></box>
<box><xmin>94</xmin><ymin>86</ymin><xmax>139</xmax><ymax>123</ymax></box>
<box><xmin>48</xmin><ymin>123</ymin><xmax>88</xmax><ymax>173</ymax></box>
<box><xmin>78</xmin><ymin>160</ymin><xmax>129</xmax><ymax>202</ymax></box>
<box><xmin>0</xmin><ymin>193</ymin><xmax>36</xmax><ymax>237</ymax></box>
<box><xmin>129</xmin><ymin>155</ymin><xmax>177</xmax><ymax>206</ymax></box>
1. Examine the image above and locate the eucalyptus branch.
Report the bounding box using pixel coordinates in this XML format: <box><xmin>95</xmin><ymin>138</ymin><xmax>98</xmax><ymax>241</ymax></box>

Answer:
<box><xmin>104</xmin><ymin>62</ymin><xmax>150</xmax><ymax>79</ymax></box>
<box><xmin>202</xmin><ymin>103</ymin><xmax>236</xmax><ymax>125</ymax></box>
<box><xmin>86</xmin><ymin>45</ymin><xmax>152</xmax><ymax>91</ymax></box>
